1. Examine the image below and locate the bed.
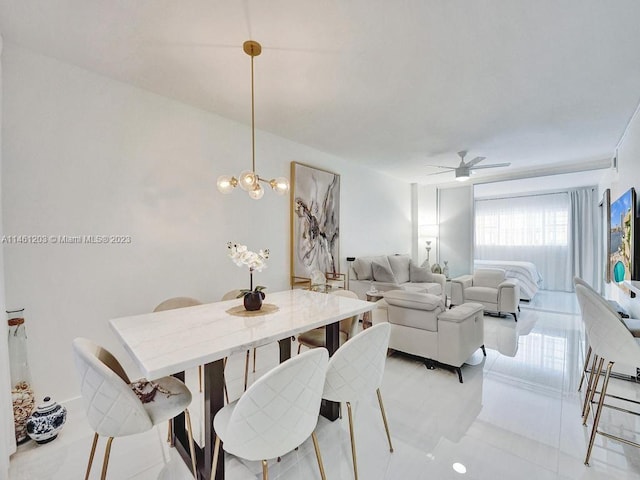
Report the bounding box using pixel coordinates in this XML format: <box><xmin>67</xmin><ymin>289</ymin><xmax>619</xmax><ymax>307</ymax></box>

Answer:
<box><xmin>473</xmin><ymin>260</ymin><xmax>543</xmax><ymax>301</ymax></box>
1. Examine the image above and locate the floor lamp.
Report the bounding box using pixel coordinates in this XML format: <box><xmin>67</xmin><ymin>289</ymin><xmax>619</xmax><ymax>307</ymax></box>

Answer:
<box><xmin>347</xmin><ymin>257</ymin><xmax>355</xmax><ymax>290</ymax></box>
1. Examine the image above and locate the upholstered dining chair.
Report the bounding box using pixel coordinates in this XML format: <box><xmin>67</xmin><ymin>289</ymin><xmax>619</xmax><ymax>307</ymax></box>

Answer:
<box><xmin>573</xmin><ymin>277</ymin><xmax>640</xmax><ymax>417</ymax></box>
<box><xmin>297</xmin><ymin>289</ymin><xmax>360</xmax><ymax>354</ymax></box>
<box><xmin>211</xmin><ymin>348</ymin><xmax>329</xmax><ymax>480</ymax></box>
<box><xmin>575</xmin><ymin>284</ymin><xmax>640</xmax><ymax>465</ymax></box>
<box><xmin>72</xmin><ymin>338</ymin><xmax>197</xmax><ymax>479</ymax></box>
<box><xmin>153</xmin><ymin>297</ymin><xmax>207</xmax><ymax>393</ymax></box>
<box><xmin>221</xmin><ymin>290</ymin><xmax>257</xmax><ymax>392</ymax></box>
<box><xmin>322</xmin><ymin>322</ymin><xmax>393</xmax><ymax>480</ymax></box>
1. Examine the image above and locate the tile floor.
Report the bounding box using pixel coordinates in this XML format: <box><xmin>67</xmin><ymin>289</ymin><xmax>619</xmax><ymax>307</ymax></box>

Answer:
<box><xmin>8</xmin><ymin>290</ymin><xmax>640</xmax><ymax>479</ymax></box>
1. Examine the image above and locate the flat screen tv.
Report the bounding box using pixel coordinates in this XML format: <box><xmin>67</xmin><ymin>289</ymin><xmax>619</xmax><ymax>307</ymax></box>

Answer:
<box><xmin>609</xmin><ymin>187</ymin><xmax>636</xmax><ymax>294</ymax></box>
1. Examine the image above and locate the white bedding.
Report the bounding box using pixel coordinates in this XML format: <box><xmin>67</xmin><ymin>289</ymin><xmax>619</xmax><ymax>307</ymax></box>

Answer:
<box><xmin>474</xmin><ymin>260</ymin><xmax>543</xmax><ymax>300</ymax></box>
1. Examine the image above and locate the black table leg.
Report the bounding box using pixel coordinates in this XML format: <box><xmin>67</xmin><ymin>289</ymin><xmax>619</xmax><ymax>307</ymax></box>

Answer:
<box><xmin>320</xmin><ymin>321</ymin><xmax>340</xmax><ymax>420</ymax></box>
<box><xmin>172</xmin><ymin>359</ymin><xmax>225</xmax><ymax>480</ymax></box>
<box><xmin>278</xmin><ymin>337</ymin><xmax>292</xmax><ymax>363</ymax></box>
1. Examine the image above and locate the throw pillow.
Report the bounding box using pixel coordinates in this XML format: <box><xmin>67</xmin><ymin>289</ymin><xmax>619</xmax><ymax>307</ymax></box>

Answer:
<box><xmin>353</xmin><ymin>258</ymin><xmax>372</xmax><ymax>280</ymax></box>
<box><xmin>387</xmin><ymin>254</ymin><xmax>411</xmax><ymax>284</ymax></box>
<box><xmin>410</xmin><ymin>262</ymin><xmax>433</xmax><ymax>282</ymax></box>
<box><xmin>372</xmin><ymin>261</ymin><xmax>398</xmax><ymax>283</ymax></box>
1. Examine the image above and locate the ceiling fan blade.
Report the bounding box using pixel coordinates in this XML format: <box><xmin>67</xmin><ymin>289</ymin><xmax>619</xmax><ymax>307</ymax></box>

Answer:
<box><xmin>425</xmin><ymin>165</ymin><xmax>455</xmax><ymax>170</ymax></box>
<box><xmin>469</xmin><ymin>162</ymin><xmax>511</xmax><ymax>170</ymax></box>
<box><xmin>465</xmin><ymin>156</ymin><xmax>486</xmax><ymax>167</ymax></box>
<box><xmin>425</xmin><ymin>170</ymin><xmax>453</xmax><ymax>177</ymax></box>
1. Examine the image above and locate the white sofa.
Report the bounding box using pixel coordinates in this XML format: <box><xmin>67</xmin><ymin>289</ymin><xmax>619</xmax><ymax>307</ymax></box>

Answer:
<box><xmin>372</xmin><ymin>290</ymin><xmax>485</xmax><ymax>383</ymax></box>
<box><xmin>348</xmin><ymin>254</ymin><xmax>446</xmax><ymax>301</ymax></box>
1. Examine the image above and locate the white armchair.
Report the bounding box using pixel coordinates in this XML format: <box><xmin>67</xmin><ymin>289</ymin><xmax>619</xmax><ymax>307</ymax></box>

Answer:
<box><xmin>372</xmin><ymin>290</ymin><xmax>485</xmax><ymax>383</ymax></box>
<box><xmin>450</xmin><ymin>268</ymin><xmax>520</xmax><ymax>321</ymax></box>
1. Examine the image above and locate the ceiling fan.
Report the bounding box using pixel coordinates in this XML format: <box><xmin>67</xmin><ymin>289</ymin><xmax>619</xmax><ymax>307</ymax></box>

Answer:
<box><xmin>426</xmin><ymin>151</ymin><xmax>511</xmax><ymax>181</ymax></box>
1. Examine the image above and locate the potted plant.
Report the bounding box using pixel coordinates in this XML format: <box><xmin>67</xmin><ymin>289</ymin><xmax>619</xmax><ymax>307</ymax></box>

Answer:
<box><xmin>227</xmin><ymin>242</ymin><xmax>269</xmax><ymax>311</ymax></box>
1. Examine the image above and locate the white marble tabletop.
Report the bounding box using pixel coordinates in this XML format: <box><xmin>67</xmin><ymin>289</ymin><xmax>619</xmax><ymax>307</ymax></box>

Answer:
<box><xmin>109</xmin><ymin>289</ymin><xmax>373</xmax><ymax>380</ymax></box>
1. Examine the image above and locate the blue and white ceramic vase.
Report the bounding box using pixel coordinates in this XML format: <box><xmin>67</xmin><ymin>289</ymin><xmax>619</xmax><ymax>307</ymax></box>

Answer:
<box><xmin>26</xmin><ymin>396</ymin><xmax>67</xmax><ymax>444</ymax></box>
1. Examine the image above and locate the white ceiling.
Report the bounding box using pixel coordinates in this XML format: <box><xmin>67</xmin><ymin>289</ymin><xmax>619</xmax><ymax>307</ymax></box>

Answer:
<box><xmin>1</xmin><ymin>0</ymin><xmax>639</xmax><ymax>184</ymax></box>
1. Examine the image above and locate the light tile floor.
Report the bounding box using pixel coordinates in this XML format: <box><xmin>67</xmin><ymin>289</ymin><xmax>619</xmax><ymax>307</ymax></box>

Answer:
<box><xmin>9</xmin><ymin>290</ymin><xmax>640</xmax><ymax>479</ymax></box>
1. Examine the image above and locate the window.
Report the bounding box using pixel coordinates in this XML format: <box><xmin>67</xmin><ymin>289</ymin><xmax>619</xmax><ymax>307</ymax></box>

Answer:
<box><xmin>475</xmin><ymin>193</ymin><xmax>569</xmax><ymax>247</ymax></box>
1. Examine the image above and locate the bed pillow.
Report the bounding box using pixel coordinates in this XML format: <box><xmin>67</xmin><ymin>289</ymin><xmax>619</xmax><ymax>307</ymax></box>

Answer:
<box><xmin>372</xmin><ymin>261</ymin><xmax>398</xmax><ymax>283</ymax></box>
<box><xmin>410</xmin><ymin>262</ymin><xmax>433</xmax><ymax>283</ymax></box>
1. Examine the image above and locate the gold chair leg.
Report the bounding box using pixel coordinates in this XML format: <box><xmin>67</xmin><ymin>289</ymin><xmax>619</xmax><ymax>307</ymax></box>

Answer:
<box><xmin>583</xmin><ymin>356</ymin><xmax>604</xmax><ymax>425</ymax></box>
<box><xmin>100</xmin><ymin>437</ymin><xmax>114</xmax><ymax>480</ymax></box>
<box><xmin>311</xmin><ymin>431</ymin><xmax>327</xmax><ymax>480</ymax></box>
<box><xmin>347</xmin><ymin>402</ymin><xmax>359</xmax><ymax>480</ymax></box>
<box><xmin>376</xmin><ymin>388</ymin><xmax>394</xmax><ymax>452</ymax></box>
<box><xmin>585</xmin><ymin>361</ymin><xmax>613</xmax><ymax>465</ymax></box>
<box><xmin>211</xmin><ymin>435</ymin><xmax>221</xmax><ymax>480</ymax></box>
<box><xmin>578</xmin><ymin>345</ymin><xmax>592</xmax><ymax>392</ymax></box>
<box><xmin>253</xmin><ymin>347</ymin><xmax>257</xmax><ymax>373</ymax></box>
<box><xmin>184</xmin><ymin>409</ymin><xmax>198</xmax><ymax>478</ymax></box>
<box><xmin>244</xmin><ymin>350</ymin><xmax>250</xmax><ymax>391</ymax></box>
<box><xmin>582</xmin><ymin>353</ymin><xmax>599</xmax><ymax>419</ymax></box>
<box><xmin>167</xmin><ymin>419</ymin><xmax>173</xmax><ymax>445</ymax></box>
<box><xmin>199</xmin><ymin>365</ymin><xmax>203</xmax><ymax>393</ymax></box>
<box><xmin>262</xmin><ymin>459</ymin><xmax>269</xmax><ymax>480</ymax></box>
<box><xmin>85</xmin><ymin>432</ymin><xmax>99</xmax><ymax>480</ymax></box>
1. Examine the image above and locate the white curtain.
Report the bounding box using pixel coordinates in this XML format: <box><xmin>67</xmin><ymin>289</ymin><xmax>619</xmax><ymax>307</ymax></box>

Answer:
<box><xmin>475</xmin><ymin>192</ymin><xmax>572</xmax><ymax>291</ymax></box>
<box><xmin>0</xmin><ymin>33</ymin><xmax>15</xmax><ymax>477</ymax></box>
<box><xmin>569</xmin><ymin>187</ymin><xmax>600</xmax><ymax>289</ymax></box>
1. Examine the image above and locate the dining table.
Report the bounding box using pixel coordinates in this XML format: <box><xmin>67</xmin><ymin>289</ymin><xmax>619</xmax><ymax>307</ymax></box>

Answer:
<box><xmin>109</xmin><ymin>288</ymin><xmax>374</xmax><ymax>480</ymax></box>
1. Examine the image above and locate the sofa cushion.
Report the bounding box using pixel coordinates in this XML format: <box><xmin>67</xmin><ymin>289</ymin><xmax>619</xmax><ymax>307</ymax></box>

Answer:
<box><xmin>410</xmin><ymin>262</ymin><xmax>433</xmax><ymax>283</ymax></box>
<box><xmin>372</xmin><ymin>261</ymin><xmax>397</xmax><ymax>283</ymax></box>
<box><xmin>353</xmin><ymin>255</ymin><xmax>388</xmax><ymax>280</ymax></box>
<box><xmin>405</xmin><ymin>282</ymin><xmax>442</xmax><ymax>296</ymax></box>
<box><xmin>383</xmin><ymin>290</ymin><xmax>444</xmax><ymax>311</ymax></box>
<box><xmin>388</xmin><ymin>255</ymin><xmax>411</xmax><ymax>284</ymax></box>
<box><xmin>465</xmin><ymin>286</ymin><xmax>498</xmax><ymax>304</ymax></box>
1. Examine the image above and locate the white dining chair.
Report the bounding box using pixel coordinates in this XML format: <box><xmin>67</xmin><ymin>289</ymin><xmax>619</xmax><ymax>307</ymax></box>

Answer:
<box><xmin>72</xmin><ymin>338</ymin><xmax>197</xmax><ymax>479</ymax></box>
<box><xmin>575</xmin><ymin>284</ymin><xmax>640</xmax><ymax>465</ymax></box>
<box><xmin>298</xmin><ymin>289</ymin><xmax>360</xmax><ymax>354</ymax></box>
<box><xmin>322</xmin><ymin>322</ymin><xmax>393</xmax><ymax>480</ymax></box>
<box><xmin>211</xmin><ymin>348</ymin><xmax>329</xmax><ymax>480</ymax></box>
<box><xmin>573</xmin><ymin>277</ymin><xmax>640</xmax><ymax>419</ymax></box>
<box><xmin>153</xmin><ymin>297</ymin><xmax>206</xmax><ymax>393</ymax></box>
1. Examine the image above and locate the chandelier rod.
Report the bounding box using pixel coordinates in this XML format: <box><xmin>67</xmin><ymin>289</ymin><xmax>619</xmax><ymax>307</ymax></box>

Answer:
<box><xmin>250</xmin><ymin>47</ymin><xmax>256</xmax><ymax>173</ymax></box>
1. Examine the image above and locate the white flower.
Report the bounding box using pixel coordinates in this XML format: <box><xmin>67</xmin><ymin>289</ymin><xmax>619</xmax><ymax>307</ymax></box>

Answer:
<box><xmin>227</xmin><ymin>242</ymin><xmax>269</xmax><ymax>272</ymax></box>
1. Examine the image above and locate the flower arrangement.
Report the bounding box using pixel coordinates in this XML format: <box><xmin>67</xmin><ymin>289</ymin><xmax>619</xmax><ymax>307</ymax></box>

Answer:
<box><xmin>227</xmin><ymin>242</ymin><xmax>269</xmax><ymax>303</ymax></box>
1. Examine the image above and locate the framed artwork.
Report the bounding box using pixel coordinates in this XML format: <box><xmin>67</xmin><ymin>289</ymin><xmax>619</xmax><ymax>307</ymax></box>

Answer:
<box><xmin>609</xmin><ymin>188</ymin><xmax>636</xmax><ymax>296</ymax></box>
<box><xmin>603</xmin><ymin>188</ymin><xmax>611</xmax><ymax>283</ymax></box>
<box><xmin>290</xmin><ymin>162</ymin><xmax>340</xmax><ymax>284</ymax></box>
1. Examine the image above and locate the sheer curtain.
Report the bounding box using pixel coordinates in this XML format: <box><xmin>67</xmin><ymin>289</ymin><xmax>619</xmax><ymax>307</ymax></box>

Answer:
<box><xmin>569</xmin><ymin>187</ymin><xmax>600</xmax><ymax>289</ymax></box>
<box><xmin>475</xmin><ymin>192</ymin><xmax>572</xmax><ymax>291</ymax></box>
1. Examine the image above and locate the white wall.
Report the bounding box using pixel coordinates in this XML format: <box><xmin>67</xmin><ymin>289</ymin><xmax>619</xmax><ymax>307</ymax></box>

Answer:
<box><xmin>600</xmin><ymin>102</ymin><xmax>640</xmax><ymax>317</ymax></box>
<box><xmin>0</xmin><ymin>33</ymin><xmax>16</xmax><ymax>478</ymax></box>
<box><xmin>1</xmin><ymin>44</ymin><xmax>411</xmax><ymax>402</ymax></box>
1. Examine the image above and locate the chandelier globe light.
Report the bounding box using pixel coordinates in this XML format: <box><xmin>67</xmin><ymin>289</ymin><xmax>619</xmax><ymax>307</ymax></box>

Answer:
<box><xmin>216</xmin><ymin>40</ymin><xmax>289</xmax><ymax>199</ymax></box>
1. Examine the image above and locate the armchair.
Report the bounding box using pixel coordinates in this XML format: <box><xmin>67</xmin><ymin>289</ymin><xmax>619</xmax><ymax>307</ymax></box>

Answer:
<box><xmin>372</xmin><ymin>290</ymin><xmax>484</xmax><ymax>382</ymax></box>
<box><xmin>450</xmin><ymin>268</ymin><xmax>520</xmax><ymax>321</ymax></box>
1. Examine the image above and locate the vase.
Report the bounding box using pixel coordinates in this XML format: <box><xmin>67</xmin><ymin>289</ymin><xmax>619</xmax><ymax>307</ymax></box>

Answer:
<box><xmin>7</xmin><ymin>308</ymin><xmax>35</xmax><ymax>444</ymax></box>
<box><xmin>26</xmin><ymin>396</ymin><xmax>67</xmax><ymax>444</ymax></box>
<box><xmin>243</xmin><ymin>291</ymin><xmax>265</xmax><ymax>311</ymax></box>
<box><xmin>443</xmin><ymin>261</ymin><xmax>450</xmax><ymax>279</ymax></box>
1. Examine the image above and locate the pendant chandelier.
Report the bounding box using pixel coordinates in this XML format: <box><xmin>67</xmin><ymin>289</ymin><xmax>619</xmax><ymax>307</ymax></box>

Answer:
<box><xmin>217</xmin><ymin>40</ymin><xmax>289</xmax><ymax>200</ymax></box>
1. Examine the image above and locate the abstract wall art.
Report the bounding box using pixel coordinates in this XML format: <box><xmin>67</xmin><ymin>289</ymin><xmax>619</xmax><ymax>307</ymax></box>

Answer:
<box><xmin>290</xmin><ymin>162</ymin><xmax>340</xmax><ymax>283</ymax></box>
